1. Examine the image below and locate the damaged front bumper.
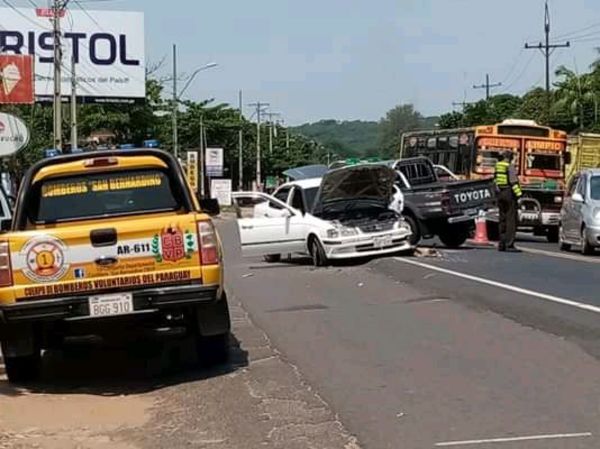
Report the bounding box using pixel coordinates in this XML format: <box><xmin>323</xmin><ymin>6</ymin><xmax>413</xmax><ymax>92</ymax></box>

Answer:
<box><xmin>321</xmin><ymin>229</ymin><xmax>412</xmax><ymax>259</ymax></box>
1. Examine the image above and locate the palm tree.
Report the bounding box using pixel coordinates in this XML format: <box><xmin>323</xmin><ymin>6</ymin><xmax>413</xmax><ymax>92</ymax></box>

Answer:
<box><xmin>554</xmin><ymin>66</ymin><xmax>595</xmax><ymax>128</ymax></box>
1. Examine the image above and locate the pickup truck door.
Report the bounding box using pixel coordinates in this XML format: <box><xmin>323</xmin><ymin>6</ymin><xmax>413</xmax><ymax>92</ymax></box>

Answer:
<box><xmin>232</xmin><ymin>192</ymin><xmax>308</xmax><ymax>258</ymax></box>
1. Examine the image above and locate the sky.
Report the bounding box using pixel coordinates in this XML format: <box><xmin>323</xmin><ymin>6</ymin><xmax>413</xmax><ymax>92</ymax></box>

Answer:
<box><xmin>13</xmin><ymin>0</ymin><xmax>600</xmax><ymax>125</ymax></box>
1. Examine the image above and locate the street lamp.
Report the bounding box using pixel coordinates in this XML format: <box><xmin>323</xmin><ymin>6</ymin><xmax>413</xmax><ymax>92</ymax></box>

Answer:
<box><xmin>172</xmin><ymin>43</ymin><xmax>218</xmax><ymax>159</ymax></box>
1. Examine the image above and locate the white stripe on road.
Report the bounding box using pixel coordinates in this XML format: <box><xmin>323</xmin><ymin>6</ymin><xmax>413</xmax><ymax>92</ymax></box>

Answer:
<box><xmin>394</xmin><ymin>258</ymin><xmax>600</xmax><ymax>314</ymax></box>
<box><xmin>520</xmin><ymin>246</ymin><xmax>600</xmax><ymax>264</ymax></box>
<box><xmin>435</xmin><ymin>432</ymin><xmax>592</xmax><ymax>447</ymax></box>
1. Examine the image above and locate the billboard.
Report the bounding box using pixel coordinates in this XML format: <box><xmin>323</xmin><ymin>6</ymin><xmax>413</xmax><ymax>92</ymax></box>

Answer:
<box><xmin>0</xmin><ymin>7</ymin><xmax>145</xmax><ymax>104</ymax></box>
<box><xmin>205</xmin><ymin>147</ymin><xmax>224</xmax><ymax>177</ymax></box>
<box><xmin>0</xmin><ymin>55</ymin><xmax>34</xmax><ymax>104</ymax></box>
<box><xmin>0</xmin><ymin>113</ymin><xmax>30</xmax><ymax>157</ymax></box>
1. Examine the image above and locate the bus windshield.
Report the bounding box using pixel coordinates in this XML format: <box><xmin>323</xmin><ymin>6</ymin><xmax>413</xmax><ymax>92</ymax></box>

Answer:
<box><xmin>525</xmin><ymin>153</ymin><xmax>561</xmax><ymax>171</ymax></box>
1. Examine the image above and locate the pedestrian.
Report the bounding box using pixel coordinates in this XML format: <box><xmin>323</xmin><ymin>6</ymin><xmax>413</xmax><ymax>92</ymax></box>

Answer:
<box><xmin>495</xmin><ymin>151</ymin><xmax>523</xmax><ymax>252</ymax></box>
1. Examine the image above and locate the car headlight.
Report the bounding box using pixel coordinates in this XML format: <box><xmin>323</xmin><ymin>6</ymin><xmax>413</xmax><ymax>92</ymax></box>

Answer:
<box><xmin>327</xmin><ymin>229</ymin><xmax>340</xmax><ymax>239</ymax></box>
<box><xmin>555</xmin><ymin>196</ymin><xmax>563</xmax><ymax>204</ymax></box>
<box><xmin>340</xmin><ymin>227</ymin><xmax>358</xmax><ymax>237</ymax></box>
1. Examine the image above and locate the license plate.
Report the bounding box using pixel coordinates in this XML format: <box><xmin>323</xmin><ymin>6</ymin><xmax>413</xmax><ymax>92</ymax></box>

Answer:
<box><xmin>89</xmin><ymin>293</ymin><xmax>133</xmax><ymax>318</ymax></box>
<box><xmin>374</xmin><ymin>236</ymin><xmax>393</xmax><ymax>248</ymax></box>
<box><xmin>520</xmin><ymin>212</ymin><xmax>539</xmax><ymax>221</ymax></box>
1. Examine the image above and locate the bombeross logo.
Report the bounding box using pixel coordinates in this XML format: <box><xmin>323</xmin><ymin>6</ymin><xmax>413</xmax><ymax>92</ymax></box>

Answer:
<box><xmin>21</xmin><ymin>236</ymin><xmax>70</xmax><ymax>283</ymax></box>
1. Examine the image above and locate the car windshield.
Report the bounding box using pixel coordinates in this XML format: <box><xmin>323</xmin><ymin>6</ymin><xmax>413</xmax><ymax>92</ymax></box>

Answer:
<box><xmin>591</xmin><ymin>176</ymin><xmax>600</xmax><ymax>200</ymax></box>
<box><xmin>28</xmin><ymin>169</ymin><xmax>181</xmax><ymax>223</ymax></box>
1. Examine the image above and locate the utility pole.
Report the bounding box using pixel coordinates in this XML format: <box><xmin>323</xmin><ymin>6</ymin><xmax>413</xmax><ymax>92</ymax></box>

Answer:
<box><xmin>52</xmin><ymin>0</ymin><xmax>65</xmax><ymax>150</ymax></box>
<box><xmin>199</xmin><ymin>115</ymin><xmax>205</xmax><ymax>197</ymax></box>
<box><xmin>452</xmin><ymin>101</ymin><xmax>474</xmax><ymax>111</ymax></box>
<box><xmin>172</xmin><ymin>44</ymin><xmax>179</xmax><ymax>159</ymax></box>
<box><xmin>248</xmin><ymin>102</ymin><xmax>269</xmax><ymax>190</ymax></box>
<box><xmin>238</xmin><ymin>90</ymin><xmax>244</xmax><ymax>191</ymax></box>
<box><xmin>473</xmin><ymin>74</ymin><xmax>502</xmax><ymax>100</ymax></box>
<box><xmin>70</xmin><ymin>55</ymin><xmax>77</xmax><ymax>150</ymax></box>
<box><xmin>265</xmin><ymin>112</ymin><xmax>280</xmax><ymax>154</ymax></box>
<box><xmin>525</xmin><ymin>1</ymin><xmax>570</xmax><ymax>102</ymax></box>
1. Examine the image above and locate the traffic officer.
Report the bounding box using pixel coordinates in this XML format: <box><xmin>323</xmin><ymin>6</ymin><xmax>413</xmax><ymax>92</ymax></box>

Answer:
<box><xmin>495</xmin><ymin>151</ymin><xmax>523</xmax><ymax>252</ymax></box>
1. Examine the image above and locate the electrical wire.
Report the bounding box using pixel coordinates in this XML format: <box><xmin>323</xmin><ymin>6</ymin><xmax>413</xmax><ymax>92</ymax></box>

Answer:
<box><xmin>1</xmin><ymin>0</ymin><xmax>51</xmax><ymax>30</ymax></box>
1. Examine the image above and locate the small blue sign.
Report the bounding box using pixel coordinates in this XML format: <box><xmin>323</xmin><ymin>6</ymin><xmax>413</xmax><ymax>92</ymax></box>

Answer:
<box><xmin>74</xmin><ymin>268</ymin><xmax>86</xmax><ymax>279</ymax></box>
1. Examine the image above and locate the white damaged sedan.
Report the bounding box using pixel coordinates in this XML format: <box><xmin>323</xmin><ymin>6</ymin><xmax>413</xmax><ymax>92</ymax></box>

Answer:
<box><xmin>232</xmin><ymin>164</ymin><xmax>413</xmax><ymax>266</ymax></box>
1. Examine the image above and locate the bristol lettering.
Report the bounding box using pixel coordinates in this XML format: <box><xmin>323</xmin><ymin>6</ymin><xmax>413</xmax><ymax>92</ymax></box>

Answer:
<box><xmin>0</xmin><ymin>31</ymin><xmax>140</xmax><ymax>66</ymax></box>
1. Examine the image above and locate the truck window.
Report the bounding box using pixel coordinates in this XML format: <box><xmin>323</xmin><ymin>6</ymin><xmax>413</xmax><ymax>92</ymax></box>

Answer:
<box><xmin>28</xmin><ymin>169</ymin><xmax>181</xmax><ymax>223</ymax></box>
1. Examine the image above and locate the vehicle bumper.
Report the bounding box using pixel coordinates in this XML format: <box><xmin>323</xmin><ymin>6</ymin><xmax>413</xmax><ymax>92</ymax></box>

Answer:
<box><xmin>585</xmin><ymin>224</ymin><xmax>600</xmax><ymax>247</ymax></box>
<box><xmin>0</xmin><ymin>283</ymin><xmax>220</xmax><ymax>326</ymax></box>
<box><xmin>322</xmin><ymin>231</ymin><xmax>412</xmax><ymax>259</ymax></box>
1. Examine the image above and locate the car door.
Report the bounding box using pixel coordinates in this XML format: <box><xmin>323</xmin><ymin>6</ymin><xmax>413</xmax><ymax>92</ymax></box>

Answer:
<box><xmin>232</xmin><ymin>192</ymin><xmax>308</xmax><ymax>258</ymax></box>
<box><xmin>563</xmin><ymin>174</ymin><xmax>580</xmax><ymax>239</ymax></box>
<box><xmin>573</xmin><ymin>174</ymin><xmax>587</xmax><ymax>238</ymax></box>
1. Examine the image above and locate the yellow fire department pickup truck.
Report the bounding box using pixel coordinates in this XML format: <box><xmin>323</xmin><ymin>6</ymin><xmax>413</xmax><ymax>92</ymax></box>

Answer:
<box><xmin>0</xmin><ymin>149</ymin><xmax>230</xmax><ymax>383</ymax></box>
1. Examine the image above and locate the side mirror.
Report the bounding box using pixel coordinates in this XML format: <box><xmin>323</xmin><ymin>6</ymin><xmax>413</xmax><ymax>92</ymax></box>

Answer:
<box><xmin>572</xmin><ymin>192</ymin><xmax>584</xmax><ymax>204</ymax></box>
<box><xmin>0</xmin><ymin>219</ymin><xmax>11</xmax><ymax>232</ymax></box>
<box><xmin>564</xmin><ymin>152</ymin><xmax>572</xmax><ymax>165</ymax></box>
<box><xmin>199</xmin><ymin>198</ymin><xmax>221</xmax><ymax>216</ymax></box>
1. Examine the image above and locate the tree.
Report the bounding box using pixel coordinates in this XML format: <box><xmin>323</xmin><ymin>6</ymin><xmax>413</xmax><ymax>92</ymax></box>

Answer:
<box><xmin>438</xmin><ymin>111</ymin><xmax>465</xmax><ymax>129</ymax></box>
<box><xmin>378</xmin><ymin>104</ymin><xmax>423</xmax><ymax>158</ymax></box>
<box><xmin>553</xmin><ymin>66</ymin><xmax>596</xmax><ymax>131</ymax></box>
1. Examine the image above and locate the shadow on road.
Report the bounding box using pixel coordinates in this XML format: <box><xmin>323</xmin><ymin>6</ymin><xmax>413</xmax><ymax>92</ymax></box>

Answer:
<box><xmin>0</xmin><ymin>333</ymin><xmax>248</xmax><ymax>398</ymax></box>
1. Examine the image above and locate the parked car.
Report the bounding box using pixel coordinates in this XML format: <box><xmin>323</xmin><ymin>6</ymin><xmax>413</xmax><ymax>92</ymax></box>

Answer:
<box><xmin>559</xmin><ymin>168</ymin><xmax>600</xmax><ymax>255</ymax></box>
<box><xmin>233</xmin><ymin>164</ymin><xmax>413</xmax><ymax>266</ymax></box>
<box><xmin>392</xmin><ymin>157</ymin><xmax>496</xmax><ymax>247</ymax></box>
<box><xmin>0</xmin><ymin>149</ymin><xmax>230</xmax><ymax>383</ymax></box>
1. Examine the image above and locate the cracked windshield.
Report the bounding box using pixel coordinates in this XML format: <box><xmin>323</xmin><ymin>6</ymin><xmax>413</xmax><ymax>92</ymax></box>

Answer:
<box><xmin>1</xmin><ymin>1</ymin><xmax>600</xmax><ymax>448</ymax></box>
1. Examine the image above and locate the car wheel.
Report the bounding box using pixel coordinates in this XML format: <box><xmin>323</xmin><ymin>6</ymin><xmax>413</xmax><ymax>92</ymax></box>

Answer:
<box><xmin>546</xmin><ymin>227</ymin><xmax>559</xmax><ymax>243</ymax></box>
<box><xmin>438</xmin><ymin>225</ymin><xmax>470</xmax><ymax>249</ymax></box>
<box><xmin>402</xmin><ymin>215</ymin><xmax>421</xmax><ymax>246</ymax></box>
<box><xmin>263</xmin><ymin>254</ymin><xmax>281</xmax><ymax>263</ymax></box>
<box><xmin>581</xmin><ymin>227</ymin><xmax>594</xmax><ymax>256</ymax></box>
<box><xmin>309</xmin><ymin>238</ymin><xmax>328</xmax><ymax>267</ymax></box>
<box><xmin>4</xmin><ymin>352</ymin><xmax>42</xmax><ymax>384</ymax></box>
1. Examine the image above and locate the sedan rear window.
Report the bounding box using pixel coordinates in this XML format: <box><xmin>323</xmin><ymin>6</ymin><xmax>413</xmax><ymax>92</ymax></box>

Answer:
<box><xmin>29</xmin><ymin>169</ymin><xmax>181</xmax><ymax>223</ymax></box>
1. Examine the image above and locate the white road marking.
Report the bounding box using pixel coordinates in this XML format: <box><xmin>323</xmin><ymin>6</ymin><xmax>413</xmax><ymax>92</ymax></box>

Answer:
<box><xmin>520</xmin><ymin>246</ymin><xmax>600</xmax><ymax>264</ymax></box>
<box><xmin>435</xmin><ymin>432</ymin><xmax>593</xmax><ymax>446</ymax></box>
<box><xmin>394</xmin><ymin>258</ymin><xmax>600</xmax><ymax>314</ymax></box>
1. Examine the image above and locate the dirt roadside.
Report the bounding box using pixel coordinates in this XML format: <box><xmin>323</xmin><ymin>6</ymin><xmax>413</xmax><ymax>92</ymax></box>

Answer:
<box><xmin>0</xmin><ymin>296</ymin><xmax>360</xmax><ymax>449</ymax></box>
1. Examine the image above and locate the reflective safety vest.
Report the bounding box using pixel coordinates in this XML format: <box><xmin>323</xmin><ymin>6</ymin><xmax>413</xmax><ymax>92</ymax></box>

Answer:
<box><xmin>495</xmin><ymin>161</ymin><xmax>522</xmax><ymax>197</ymax></box>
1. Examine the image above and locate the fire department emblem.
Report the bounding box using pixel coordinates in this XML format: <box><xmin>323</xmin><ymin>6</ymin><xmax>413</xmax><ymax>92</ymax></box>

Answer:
<box><xmin>22</xmin><ymin>236</ymin><xmax>69</xmax><ymax>282</ymax></box>
<box><xmin>161</xmin><ymin>227</ymin><xmax>185</xmax><ymax>262</ymax></box>
<box><xmin>152</xmin><ymin>227</ymin><xmax>197</xmax><ymax>263</ymax></box>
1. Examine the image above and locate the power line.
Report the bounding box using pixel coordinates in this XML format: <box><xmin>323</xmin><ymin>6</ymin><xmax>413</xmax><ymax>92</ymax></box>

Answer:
<box><xmin>1</xmin><ymin>0</ymin><xmax>52</xmax><ymax>30</ymax></box>
<box><xmin>501</xmin><ymin>52</ymin><xmax>537</xmax><ymax>93</ymax></box>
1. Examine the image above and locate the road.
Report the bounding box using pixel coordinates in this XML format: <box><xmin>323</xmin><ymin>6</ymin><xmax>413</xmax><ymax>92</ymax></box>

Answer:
<box><xmin>0</xmin><ymin>219</ymin><xmax>599</xmax><ymax>449</ymax></box>
<box><xmin>222</xmin><ymin>219</ymin><xmax>600</xmax><ymax>449</ymax></box>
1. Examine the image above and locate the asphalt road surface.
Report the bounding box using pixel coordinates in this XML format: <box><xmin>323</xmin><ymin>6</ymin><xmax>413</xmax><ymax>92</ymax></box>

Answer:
<box><xmin>222</xmin><ymin>219</ymin><xmax>600</xmax><ymax>449</ymax></box>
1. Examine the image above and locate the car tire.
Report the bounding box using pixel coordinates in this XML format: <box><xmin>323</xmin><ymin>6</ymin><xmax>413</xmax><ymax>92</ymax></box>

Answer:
<box><xmin>546</xmin><ymin>227</ymin><xmax>559</xmax><ymax>243</ymax></box>
<box><xmin>309</xmin><ymin>238</ymin><xmax>328</xmax><ymax>267</ymax></box>
<box><xmin>196</xmin><ymin>334</ymin><xmax>230</xmax><ymax>366</ymax></box>
<box><xmin>263</xmin><ymin>254</ymin><xmax>281</xmax><ymax>263</ymax></box>
<box><xmin>402</xmin><ymin>215</ymin><xmax>421</xmax><ymax>246</ymax></box>
<box><xmin>4</xmin><ymin>352</ymin><xmax>41</xmax><ymax>384</ymax></box>
<box><xmin>438</xmin><ymin>225</ymin><xmax>470</xmax><ymax>249</ymax></box>
<box><xmin>581</xmin><ymin>228</ymin><xmax>594</xmax><ymax>256</ymax></box>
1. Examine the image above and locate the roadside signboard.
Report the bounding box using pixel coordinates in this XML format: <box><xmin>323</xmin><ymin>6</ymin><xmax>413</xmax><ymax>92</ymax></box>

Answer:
<box><xmin>0</xmin><ymin>55</ymin><xmax>34</xmax><ymax>104</ymax></box>
<box><xmin>0</xmin><ymin>7</ymin><xmax>145</xmax><ymax>104</ymax></box>
<box><xmin>205</xmin><ymin>147</ymin><xmax>223</xmax><ymax>177</ymax></box>
<box><xmin>186</xmin><ymin>151</ymin><xmax>199</xmax><ymax>192</ymax></box>
<box><xmin>0</xmin><ymin>113</ymin><xmax>30</xmax><ymax>156</ymax></box>
<box><xmin>210</xmin><ymin>179</ymin><xmax>232</xmax><ymax>206</ymax></box>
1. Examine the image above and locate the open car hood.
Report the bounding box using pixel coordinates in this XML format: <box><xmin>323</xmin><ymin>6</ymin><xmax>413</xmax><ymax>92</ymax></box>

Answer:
<box><xmin>312</xmin><ymin>164</ymin><xmax>396</xmax><ymax>215</ymax></box>
<box><xmin>283</xmin><ymin>164</ymin><xmax>329</xmax><ymax>181</ymax></box>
